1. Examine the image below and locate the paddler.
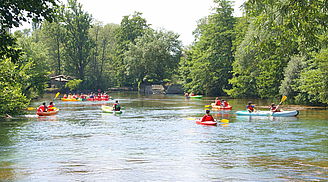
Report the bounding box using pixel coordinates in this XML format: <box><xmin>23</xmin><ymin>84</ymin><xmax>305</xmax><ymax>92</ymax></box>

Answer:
<box><xmin>113</xmin><ymin>100</ymin><xmax>121</xmax><ymax>111</ymax></box>
<box><xmin>215</xmin><ymin>97</ymin><xmax>221</xmax><ymax>106</ymax></box>
<box><xmin>48</xmin><ymin>102</ymin><xmax>55</xmax><ymax>111</ymax></box>
<box><xmin>246</xmin><ymin>101</ymin><xmax>256</xmax><ymax>113</ymax></box>
<box><xmin>201</xmin><ymin>110</ymin><xmax>215</xmax><ymax>122</ymax></box>
<box><xmin>37</xmin><ymin>102</ymin><xmax>48</xmax><ymax>112</ymax></box>
<box><xmin>221</xmin><ymin>99</ymin><xmax>229</xmax><ymax>107</ymax></box>
<box><xmin>270</xmin><ymin>103</ymin><xmax>281</xmax><ymax>112</ymax></box>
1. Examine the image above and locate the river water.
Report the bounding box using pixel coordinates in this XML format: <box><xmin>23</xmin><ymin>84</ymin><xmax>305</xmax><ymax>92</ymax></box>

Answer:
<box><xmin>0</xmin><ymin>93</ymin><xmax>327</xmax><ymax>181</ymax></box>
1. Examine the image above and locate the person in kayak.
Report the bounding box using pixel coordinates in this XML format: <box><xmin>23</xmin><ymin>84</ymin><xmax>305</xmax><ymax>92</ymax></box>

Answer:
<box><xmin>215</xmin><ymin>97</ymin><xmax>221</xmax><ymax>106</ymax></box>
<box><xmin>246</xmin><ymin>101</ymin><xmax>256</xmax><ymax>113</ymax></box>
<box><xmin>270</xmin><ymin>103</ymin><xmax>281</xmax><ymax>112</ymax></box>
<box><xmin>48</xmin><ymin>102</ymin><xmax>55</xmax><ymax>111</ymax></box>
<box><xmin>113</xmin><ymin>100</ymin><xmax>121</xmax><ymax>111</ymax></box>
<box><xmin>221</xmin><ymin>99</ymin><xmax>229</xmax><ymax>107</ymax></box>
<box><xmin>37</xmin><ymin>102</ymin><xmax>48</xmax><ymax>112</ymax></box>
<box><xmin>201</xmin><ymin>110</ymin><xmax>215</xmax><ymax>122</ymax></box>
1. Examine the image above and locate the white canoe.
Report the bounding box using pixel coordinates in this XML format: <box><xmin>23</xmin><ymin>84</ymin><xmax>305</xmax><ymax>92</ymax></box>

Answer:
<box><xmin>236</xmin><ymin>110</ymin><xmax>299</xmax><ymax>117</ymax></box>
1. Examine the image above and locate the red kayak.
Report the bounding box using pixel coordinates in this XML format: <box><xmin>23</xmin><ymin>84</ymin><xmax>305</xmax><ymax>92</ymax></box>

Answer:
<box><xmin>196</xmin><ymin>120</ymin><xmax>217</xmax><ymax>126</ymax></box>
<box><xmin>36</xmin><ymin>109</ymin><xmax>59</xmax><ymax>116</ymax></box>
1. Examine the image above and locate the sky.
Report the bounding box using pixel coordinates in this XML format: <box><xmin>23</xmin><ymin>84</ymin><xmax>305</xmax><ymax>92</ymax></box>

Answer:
<box><xmin>78</xmin><ymin>0</ymin><xmax>246</xmax><ymax>45</ymax></box>
<box><xmin>15</xmin><ymin>0</ymin><xmax>246</xmax><ymax>46</ymax></box>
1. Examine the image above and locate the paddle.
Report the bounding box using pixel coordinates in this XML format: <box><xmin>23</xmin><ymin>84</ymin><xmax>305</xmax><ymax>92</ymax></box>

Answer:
<box><xmin>270</xmin><ymin>96</ymin><xmax>287</xmax><ymax>115</ymax></box>
<box><xmin>27</xmin><ymin>107</ymin><xmax>36</xmax><ymax>110</ymax></box>
<box><xmin>277</xmin><ymin>95</ymin><xmax>287</xmax><ymax>106</ymax></box>
<box><xmin>204</xmin><ymin>105</ymin><xmax>211</xmax><ymax>107</ymax></box>
<box><xmin>54</xmin><ymin>92</ymin><xmax>60</xmax><ymax>100</ymax></box>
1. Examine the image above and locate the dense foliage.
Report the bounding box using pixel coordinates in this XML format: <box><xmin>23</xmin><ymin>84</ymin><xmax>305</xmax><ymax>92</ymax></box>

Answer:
<box><xmin>180</xmin><ymin>0</ymin><xmax>235</xmax><ymax>95</ymax></box>
<box><xmin>0</xmin><ymin>0</ymin><xmax>58</xmax><ymax>116</ymax></box>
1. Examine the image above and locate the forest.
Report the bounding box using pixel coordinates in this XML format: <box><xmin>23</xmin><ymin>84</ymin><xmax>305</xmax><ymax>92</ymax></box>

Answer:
<box><xmin>1</xmin><ymin>0</ymin><xmax>327</xmax><ymax>115</ymax></box>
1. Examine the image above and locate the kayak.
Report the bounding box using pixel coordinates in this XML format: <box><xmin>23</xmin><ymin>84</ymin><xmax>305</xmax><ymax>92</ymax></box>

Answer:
<box><xmin>101</xmin><ymin>105</ymin><xmax>122</xmax><ymax>114</ymax></box>
<box><xmin>87</xmin><ymin>98</ymin><xmax>110</xmax><ymax>101</ymax></box>
<box><xmin>211</xmin><ymin>103</ymin><xmax>232</xmax><ymax>110</ymax></box>
<box><xmin>196</xmin><ymin>120</ymin><xmax>217</xmax><ymax>126</ymax></box>
<box><xmin>61</xmin><ymin>98</ymin><xmax>79</xmax><ymax>101</ymax></box>
<box><xmin>236</xmin><ymin>110</ymin><xmax>299</xmax><ymax>117</ymax></box>
<box><xmin>189</xmin><ymin>95</ymin><xmax>203</xmax><ymax>98</ymax></box>
<box><xmin>36</xmin><ymin>109</ymin><xmax>59</xmax><ymax>116</ymax></box>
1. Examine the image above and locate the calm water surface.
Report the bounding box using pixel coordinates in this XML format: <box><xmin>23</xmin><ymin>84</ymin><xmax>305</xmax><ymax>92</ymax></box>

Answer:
<box><xmin>0</xmin><ymin>93</ymin><xmax>327</xmax><ymax>181</ymax></box>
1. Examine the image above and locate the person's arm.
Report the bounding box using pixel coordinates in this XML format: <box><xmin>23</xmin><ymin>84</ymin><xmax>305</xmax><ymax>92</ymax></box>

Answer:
<box><xmin>201</xmin><ymin>115</ymin><xmax>206</xmax><ymax>122</ymax></box>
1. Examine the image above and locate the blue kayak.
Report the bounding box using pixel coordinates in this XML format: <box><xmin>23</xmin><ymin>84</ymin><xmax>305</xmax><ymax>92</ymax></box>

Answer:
<box><xmin>236</xmin><ymin>110</ymin><xmax>299</xmax><ymax>117</ymax></box>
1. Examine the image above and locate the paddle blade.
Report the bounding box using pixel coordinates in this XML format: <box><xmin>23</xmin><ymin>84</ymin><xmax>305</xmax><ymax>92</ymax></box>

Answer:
<box><xmin>186</xmin><ymin>117</ymin><xmax>196</xmax><ymax>120</ymax></box>
<box><xmin>220</xmin><ymin>119</ymin><xmax>229</xmax><ymax>123</ymax></box>
<box><xmin>54</xmin><ymin>92</ymin><xmax>60</xmax><ymax>99</ymax></box>
<box><xmin>204</xmin><ymin>105</ymin><xmax>211</xmax><ymax>107</ymax></box>
<box><xmin>281</xmin><ymin>96</ymin><xmax>287</xmax><ymax>103</ymax></box>
<box><xmin>27</xmin><ymin>107</ymin><xmax>36</xmax><ymax>110</ymax></box>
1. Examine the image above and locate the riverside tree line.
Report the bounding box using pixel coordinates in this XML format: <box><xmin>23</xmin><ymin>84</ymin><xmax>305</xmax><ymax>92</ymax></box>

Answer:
<box><xmin>1</xmin><ymin>0</ymin><xmax>327</xmax><ymax>115</ymax></box>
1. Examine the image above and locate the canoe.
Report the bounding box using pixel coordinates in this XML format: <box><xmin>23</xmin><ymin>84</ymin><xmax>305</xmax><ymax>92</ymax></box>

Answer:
<box><xmin>235</xmin><ymin>110</ymin><xmax>299</xmax><ymax>117</ymax></box>
<box><xmin>36</xmin><ymin>109</ymin><xmax>59</xmax><ymax>116</ymax></box>
<box><xmin>211</xmin><ymin>103</ymin><xmax>232</xmax><ymax>110</ymax></box>
<box><xmin>101</xmin><ymin>105</ymin><xmax>122</xmax><ymax>114</ymax></box>
<box><xmin>189</xmin><ymin>95</ymin><xmax>203</xmax><ymax>98</ymax></box>
<box><xmin>196</xmin><ymin>120</ymin><xmax>217</xmax><ymax>126</ymax></box>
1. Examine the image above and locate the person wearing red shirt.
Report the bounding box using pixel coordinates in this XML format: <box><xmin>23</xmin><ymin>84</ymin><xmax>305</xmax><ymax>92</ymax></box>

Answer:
<box><xmin>201</xmin><ymin>110</ymin><xmax>215</xmax><ymax>122</ymax></box>
<box><xmin>215</xmin><ymin>97</ymin><xmax>221</xmax><ymax>106</ymax></box>
<box><xmin>270</xmin><ymin>103</ymin><xmax>281</xmax><ymax>112</ymax></box>
<box><xmin>37</xmin><ymin>102</ymin><xmax>48</xmax><ymax>112</ymax></box>
<box><xmin>246</xmin><ymin>101</ymin><xmax>256</xmax><ymax>113</ymax></box>
<box><xmin>48</xmin><ymin>102</ymin><xmax>55</xmax><ymax>111</ymax></box>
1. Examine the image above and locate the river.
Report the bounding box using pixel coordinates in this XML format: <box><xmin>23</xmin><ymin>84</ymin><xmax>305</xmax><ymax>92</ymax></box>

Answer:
<box><xmin>0</xmin><ymin>93</ymin><xmax>327</xmax><ymax>181</ymax></box>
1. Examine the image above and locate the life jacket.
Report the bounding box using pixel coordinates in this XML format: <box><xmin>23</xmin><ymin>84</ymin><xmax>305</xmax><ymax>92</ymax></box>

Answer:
<box><xmin>48</xmin><ymin>105</ymin><xmax>55</xmax><ymax>111</ymax></box>
<box><xmin>222</xmin><ymin>101</ymin><xmax>228</xmax><ymax>107</ymax></box>
<box><xmin>113</xmin><ymin>103</ymin><xmax>121</xmax><ymax>111</ymax></box>
<box><xmin>201</xmin><ymin>115</ymin><xmax>215</xmax><ymax>122</ymax></box>
<box><xmin>38</xmin><ymin>105</ymin><xmax>47</xmax><ymax>112</ymax></box>
<box><xmin>215</xmin><ymin>100</ymin><xmax>221</xmax><ymax>106</ymax></box>
<box><xmin>247</xmin><ymin>105</ymin><xmax>254</xmax><ymax>111</ymax></box>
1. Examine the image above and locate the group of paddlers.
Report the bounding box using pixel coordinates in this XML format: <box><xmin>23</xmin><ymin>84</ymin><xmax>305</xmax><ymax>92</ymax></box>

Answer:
<box><xmin>213</xmin><ymin>97</ymin><xmax>229</xmax><ymax>107</ymax></box>
<box><xmin>62</xmin><ymin>93</ymin><xmax>111</xmax><ymax>100</ymax></box>
<box><xmin>37</xmin><ymin>102</ymin><xmax>56</xmax><ymax>112</ymax></box>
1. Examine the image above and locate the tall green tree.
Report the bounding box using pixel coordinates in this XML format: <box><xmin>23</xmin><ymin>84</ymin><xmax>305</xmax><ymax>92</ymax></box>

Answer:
<box><xmin>180</xmin><ymin>0</ymin><xmax>235</xmax><ymax>95</ymax></box>
<box><xmin>88</xmin><ymin>23</ymin><xmax>120</xmax><ymax>89</ymax></box>
<box><xmin>124</xmin><ymin>29</ymin><xmax>182</xmax><ymax>88</ymax></box>
<box><xmin>62</xmin><ymin>0</ymin><xmax>94</xmax><ymax>81</ymax></box>
<box><xmin>114</xmin><ymin>12</ymin><xmax>150</xmax><ymax>86</ymax></box>
<box><xmin>39</xmin><ymin>20</ymin><xmax>66</xmax><ymax>75</ymax></box>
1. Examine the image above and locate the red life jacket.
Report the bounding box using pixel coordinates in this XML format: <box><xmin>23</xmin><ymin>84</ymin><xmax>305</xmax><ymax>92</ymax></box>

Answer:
<box><xmin>201</xmin><ymin>115</ymin><xmax>215</xmax><ymax>122</ymax></box>
<box><xmin>247</xmin><ymin>105</ymin><xmax>254</xmax><ymax>111</ymax></box>
<box><xmin>215</xmin><ymin>100</ymin><xmax>221</xmax><ymax>106</ymax></box>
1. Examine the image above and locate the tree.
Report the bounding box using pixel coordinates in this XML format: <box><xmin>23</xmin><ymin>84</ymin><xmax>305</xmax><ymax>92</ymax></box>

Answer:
<box><xmin>296</xmin><ymin>49</ymin><xmax>328</xmax><ymax>104</ymax></box>
<box><xmin>62</xmin><ymin>0</ymin><xmax>94</xmax><ymax>81</ymax></box>
<box><xmin>39</xmin><ymin>20</ymin><xmax>66</xmax><ymax>75</ymax></box>
<box><xmin>180</xmin><ymin>0</ymin><xmax>235</xmax><ymax>95</ymax></box>
<box><xmin>113</xmin><ymin>12</ymin><xmax>150</xmax><ymax>86</ymax></box>
<box><xmin>124</xmin><ymin>29</ymin><xmax>182</xmax><ymax>88</ymax></box>
<box><xmin>88</xmin><ymin>23</ymin><xmax>120</xmax><ymax>90</ymax></box>
<box><xmin>0</xmin><ymin>0</ymin><xmax>59</xmax><ymax>115</ymax></box>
